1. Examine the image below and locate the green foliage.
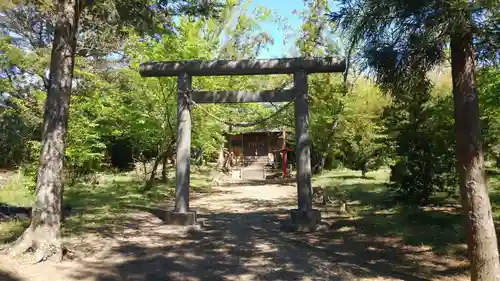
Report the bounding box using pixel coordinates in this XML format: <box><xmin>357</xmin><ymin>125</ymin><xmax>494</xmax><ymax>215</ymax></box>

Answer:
<box><xmin>296</xmin><ymin>0</ymin><xmax>339</xmax><ymax>57</ymax></box>
<box><xmin>328</xmin><ymin>0</ymin><xmax>500</xmax><ymax>204</ymax></box>
<box><xmin>0</xmin><ymin>37</ymin><xmax>45</xmax><ymax>168</ymax></box>
<box><xmin>0</xmin><ymin>0</ymin><xmax>223</xmax><ymax>56</ymax></box>
<box><xmin>0</xmin><ymin>0</ymin><xmax>396</xmax><ymax>184</ymax></box>
<box><xmin>0</xmin><ymin>108</ymin><xmax>27</xmax><ymax>167</ymax></box>
<box><xmin>478</xmin><ymin>67</ymin><xmax>500</xmax><ymax>163</ymax></box>
<box><xmin>365</xmin><ymin>31</ymin><xmax>456</xmax><ymax>203</ymax></box>
<box><xmin>0</xmin><ymin>0</ymin><xmax>283</xmax><ymax>183</ymax></box>
<box><xmin>307</xmin><ymin>73</ymin><xmax>345</xmax><ymax>169</ymax></box>
<box><xmin>116</xmin><ymin>3</ymin><xmax>280</xmax><ymax>165</ymax></box>
<box><xmin>340</xmin><ymin>80</ymin><xmax>389</xmax><ymax>175</ymax></box>
<box><xmin>66</xmin><ymin>94</ymin><xmax>106</xmax><ymax>175</ymax></box>
<box><xmin>381</xmin><ymin>66</ymin><xmax>457</xmax><ymax>204</ymax></box>
<box><xmin>288</xmin><ymin>0</ymin><xmax>390</xmax><ymax>176</ymax></box>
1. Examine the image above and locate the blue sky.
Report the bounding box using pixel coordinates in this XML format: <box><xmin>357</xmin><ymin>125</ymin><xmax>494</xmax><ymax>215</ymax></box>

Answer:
<box><xmin>248</xmin><ymin>0</ymin><xmax>306</xmax><ymax>58</ymax></box>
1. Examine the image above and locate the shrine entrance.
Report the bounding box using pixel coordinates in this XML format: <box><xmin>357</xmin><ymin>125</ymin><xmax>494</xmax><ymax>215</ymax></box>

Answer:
<box><xmin>139</xmin><ymin>57</ymin><xmax>345</xmax><ymax>228</ymax></box>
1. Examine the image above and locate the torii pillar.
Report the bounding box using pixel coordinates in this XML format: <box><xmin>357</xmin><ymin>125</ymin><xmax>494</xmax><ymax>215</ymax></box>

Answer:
<box><xmin>139</xmin><ymin>57</ymin><xmax>346</xmax><ymax>228</ymax></box>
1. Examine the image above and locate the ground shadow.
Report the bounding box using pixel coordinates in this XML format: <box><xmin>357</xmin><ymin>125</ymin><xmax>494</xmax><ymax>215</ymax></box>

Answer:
<box><xmin>218</xmin><ymin>178</ymin><xmax>295</xmax><ymax>187</ymax></box>
<box><xmin>487</xmin><ymin>169</ymin><xmax>500</xmax><ymax>176</ymax></box>
<box><xmin>61</xmin><ymin>177</ymin><xmax>229</xmax><ymax>238</ymax></box>
<box><xmin>329</xmin><ymin>182</ymin><xmax>392</xmax><ymax>208</ymax></box>
<box><xmin>229</xmin><ymin>197</ymin><xmax>296</xmax><ymax>210</ymax></box>
<box><xmin>0</xmin><ymin>203</ymin><xmax>73</xmax><ymax>221</ymax></box>
<box><xmin>0</xmin><ymin>270</ymin><xmax>22</xmax><ymax>281</ymax></box>
<box><xmin>0</xmin><ymin>203</ymin><xmax>31</xmax><ymax>220</ymax></box>
<box><xmin>67</xmin><ymin>195</ymin><xmax>468</xmax><ymax>281</ymax></box>
<box><xmin>60</xmin><ymin>179</ymin><xmax>179</xmax><ymax>238</ymax></box>
<box><xmin>329</xmin><ymin>208</ymin><xmax>466</xmax><ymax>257</ymax></box>
<box><xmin>327</xmin><ymin>174</ymin><xmax>377</xmax><ymax>181</ymax></box>
<box><xmin>326</xmin><ymin>182</ymin><xmax>468</xmax><ymax>258</ymax></box>
<box><xmin>0</xmin><ymin>179</ymin><xmax>161</xmax><ymax>243</ymax></box>
<box><xmin>0</xmin><ymin>204</ymin><xmax>31</xmax><ymax>243</ymax></box>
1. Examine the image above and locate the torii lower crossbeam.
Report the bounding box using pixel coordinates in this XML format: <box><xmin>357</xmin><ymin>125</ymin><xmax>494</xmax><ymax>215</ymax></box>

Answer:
<box><xmin>139</xmin><ymin>57</ymin><xmax>346</xmax><ymax>230</ymax></box>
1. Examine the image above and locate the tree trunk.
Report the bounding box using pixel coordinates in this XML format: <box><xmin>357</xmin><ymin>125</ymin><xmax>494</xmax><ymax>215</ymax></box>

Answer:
<box><xmin>168</xmin><ymin>145</ymin><xmax>176</xmax><ymax>167</ymax></box>
<box><xmin>196</xmin><ymin>147</ymin><xmax>204</xmax><ymax>165</ymax></box>
<box><xmin>12</xmin><ymin>0</ymin><xmax>80</xmax><ymax>262</ymax></box>
<box><xmin>144</xmin><ymin>154</ymin><xmax>163</xmax><ymax>191</ymax></box>
<box><xmin>169</xmin><ymin>153</ymin><xmax>175</xmax><ymax>166</ymax></box>
<box><xmin>161</xmin><ymin>141</ymin><xmax>175</xmax><ymax>182</ymax></box>
<box><xmin>161</xmin><ymin>152</ymin><xmax>168</xmax><ymax>182</ymax></box>
<box><xmin>450</xmin><ymin>22</ymin><xmax>500</xmax><ymax>281</ymax></box>
<box><xmin>361</xmin><ymin>167</ymin><xmax>367</xmax><ymax>178</ymax></box>
<box><xmin>314</xmin><ymin>152</ymin><xmax>327</xmax><ymax>174</ymax></box>
<box><xmin>313</xmin><ymin>126</ymin><xmax>336</xmax><ymax>174</ymax></box>
<box><xmin>217</xmin><ymin>145</ymin><xmax>224</xmax><ymax>169</ymax></box>
<box><xmin>222</xmin><ymin>150</ymin><xmax>231</xmax><ymax>172</ymax></box>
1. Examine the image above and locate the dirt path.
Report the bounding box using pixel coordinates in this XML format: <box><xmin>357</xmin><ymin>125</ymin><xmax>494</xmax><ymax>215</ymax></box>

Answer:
<box><xmin>0</xmin><ymin>180</ymin><xmax>467</xmax><ymax>281</ymax></box>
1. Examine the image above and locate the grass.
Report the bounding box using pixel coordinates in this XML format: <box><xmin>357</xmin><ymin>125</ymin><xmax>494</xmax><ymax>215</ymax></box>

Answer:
<box><xmin>314</xmin><ymin>167</ymin><xmax>500</xmax><ymax>258</ymax></box>
<box><xmin>489</xmin><ymin>168</ymin><xmax>500</xmax><ymax>219</ymax></box>
<box><xmin>0</xmin><ymin>165</ymin><xmax>218</xmax><ymax>243</ymax></box>
<box><xmin>0</xmin><ymin>170</ymin><xmax>34</xmax><ymax>207</ymax></box>
<box><xmin>0</xmin><ymin>171</ymin><xmax>34</xmax><ymax>244</ymax></box>
<box><xmin>314</xmin><ymin>168</ymin><xmax>391</xmax><ymax>210</ymax></box>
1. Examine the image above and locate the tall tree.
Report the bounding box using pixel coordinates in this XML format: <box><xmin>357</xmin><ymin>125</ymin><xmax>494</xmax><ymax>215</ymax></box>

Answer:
<box><xmin>10</xmin><ymin>0</ymin><xmax>81</xmax><ymax>263</ymax></box>
<box><xmin>331</xmin><ymin>0</ymin><xmax>500</xmax><ymax>279</ymax></box>
<box><xmin>6</xmin><ymin>0</ymin><xmax>220</xmax><ymax>262</ymax></box>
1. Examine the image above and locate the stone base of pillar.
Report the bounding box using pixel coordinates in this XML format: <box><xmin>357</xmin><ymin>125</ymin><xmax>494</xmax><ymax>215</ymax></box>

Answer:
<box><xmin>162</xmin><ymin>210</ymin><xmax>197</xmax><ymax>225</ymax></box>
<box><xmin>287</xmin><ymin>209</ymin><xmax>321</xmax><ymax>232</ymax></box>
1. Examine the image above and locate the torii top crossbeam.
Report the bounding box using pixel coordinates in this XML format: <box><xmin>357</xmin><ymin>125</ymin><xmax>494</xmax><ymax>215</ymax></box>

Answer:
<box><xmin>139</xmin><ymin>57</ymin><xmax>345</xmax><ymax>77</ymax></box>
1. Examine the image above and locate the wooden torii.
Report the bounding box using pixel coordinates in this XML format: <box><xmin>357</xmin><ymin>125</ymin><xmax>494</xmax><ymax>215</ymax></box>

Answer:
<box><xmin>139</xmin><ymin>57</ymin><xmax>345</xmax><ymax>228</ymax></box>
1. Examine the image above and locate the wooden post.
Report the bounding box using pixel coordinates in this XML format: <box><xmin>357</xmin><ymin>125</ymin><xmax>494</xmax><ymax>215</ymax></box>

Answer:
<box><xmin>294</xmin><ymin>71</ymin><xmax>312</xmax><ymax>211</ymax></box>
<box><xmin>282</xmin><ymin>127</ymin><xmax>287</xmax><ymax>177</ymax></box>
<box><xmin>228</xmin><ymin>125</ymin><xmax>233</xmax><ymax>167</ymax></box>
<box><xmin>175</xmin><ymin>72</ymin><xmax>192</xmax><ymax>213</ymax></box>
<box><xmin>283</xmin><ymin>150</ymin><xmax>288</xmax><ymax>178</ymax></box>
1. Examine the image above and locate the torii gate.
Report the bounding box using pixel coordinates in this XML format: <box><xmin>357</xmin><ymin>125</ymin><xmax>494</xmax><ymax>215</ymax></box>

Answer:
<box><xmin>139</xmin><ymin>57</ymin><xmax>345</xmax><ymax>228</ymax></box>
